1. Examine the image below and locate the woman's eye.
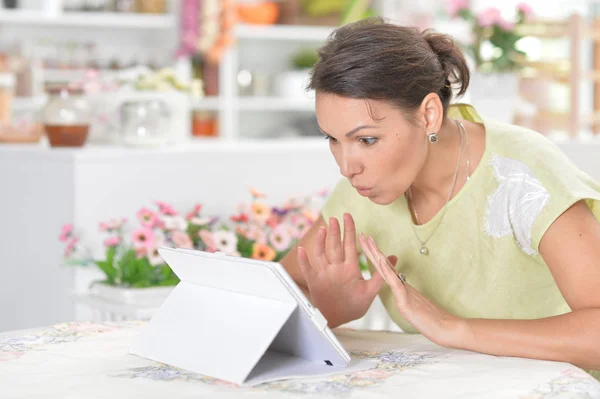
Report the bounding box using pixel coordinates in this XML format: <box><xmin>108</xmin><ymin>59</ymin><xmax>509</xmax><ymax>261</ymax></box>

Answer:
<box><xmin>359</xmin><ymin>137</ymin><xmax>378</xmax><ymax>146</ymax></box>
<box><xmin>324</xmin><ymin>134</ymin><xmax>338</xmax><ymax>144</ymax></box>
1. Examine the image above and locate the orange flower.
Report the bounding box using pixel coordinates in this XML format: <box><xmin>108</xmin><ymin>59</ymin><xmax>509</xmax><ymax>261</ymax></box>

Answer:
<box><xmin>303</xmin><ymin>210</ymin><xmax>317</xmax><ymax>223</ymax></box>
<box><xmin>249</xmin><ymin>187</ymin><xmax>266</xmax><ymax>198</ymax></box>
<box><xmin>251</xmin><ymin>243</ymin><xmax>276</xmax><ymax>261</ymax></box>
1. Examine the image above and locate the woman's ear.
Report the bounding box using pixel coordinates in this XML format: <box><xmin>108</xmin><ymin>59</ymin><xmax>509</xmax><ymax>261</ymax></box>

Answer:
<box><xmin>420</xmin><ymin>93</ymin><xmax>444</xmax><ymax>134</ymax></box>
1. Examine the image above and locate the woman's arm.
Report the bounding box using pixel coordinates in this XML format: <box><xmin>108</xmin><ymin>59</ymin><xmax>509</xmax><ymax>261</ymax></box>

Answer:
<box><xmin>456</xmin><ymin>200</ymin><xmax>600</xmax><ymax>370</ymax></box>
<box><xmin>361</xmin><ymin>200</ymin><xmax>600</xmax><ymax>370</ymax></box>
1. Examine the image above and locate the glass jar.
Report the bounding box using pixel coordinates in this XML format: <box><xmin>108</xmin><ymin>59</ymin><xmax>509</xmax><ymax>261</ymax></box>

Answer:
<box><xmin>136</xmin><ymin>0</ymin><xmax>166</xmax><ymax>14</ymax></box>
<box><xmin>192</xmin><ymin>111</ymin><xmax>218</xmax><ymax>137</ymax></box>
<box><xmin>42</xmin><ymin>86</ymin><xmax>91</xmax><ymax>147</ymax></box>
<box><xmin>0</xmin><ymin>73</ymin><xmax>15</xmax><ymax>124</ymax></box>
<box><xmin>119</xmin><ymin>99</ymin><xmax>170</xmax><ymax>146</ymax></box>
<box><xmin>115</xmin><ymin>0</ymin><xmax>135</xmax><ymax>12</ymax></box>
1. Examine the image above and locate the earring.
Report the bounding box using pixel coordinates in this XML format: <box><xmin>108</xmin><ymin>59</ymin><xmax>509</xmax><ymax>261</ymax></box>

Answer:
<box><xmin>428</xmin><ymin>132</ymin><xmax>439</xmax><ymax>143</ymax></box>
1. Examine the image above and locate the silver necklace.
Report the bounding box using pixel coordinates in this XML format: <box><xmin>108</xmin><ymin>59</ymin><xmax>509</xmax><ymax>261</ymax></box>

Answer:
<box><xmin>457</xmin><ymin>119</ymin><xmax>471</xmax><ymax>181</ymax></box>
<box><xmin>407</xmin><ymin>118</ymin><xmax>470</xmax><ymax>255</ymax></box>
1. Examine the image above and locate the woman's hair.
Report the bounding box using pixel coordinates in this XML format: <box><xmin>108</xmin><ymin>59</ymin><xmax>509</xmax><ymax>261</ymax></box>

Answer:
<box><xmin>308</xmin><ymin>17</ymin><xmax>470</xmax><ymax>119</ymax></box>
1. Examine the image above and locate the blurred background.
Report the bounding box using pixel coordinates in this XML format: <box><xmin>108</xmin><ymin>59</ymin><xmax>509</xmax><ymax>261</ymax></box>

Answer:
<box><xmin>1</xmin><ymin>0</ymin><xmax>600</xmax><ymax>333</ymax></box>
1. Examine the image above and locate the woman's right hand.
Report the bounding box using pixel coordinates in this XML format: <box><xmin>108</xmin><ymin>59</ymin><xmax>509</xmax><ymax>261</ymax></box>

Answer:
<box><xmin>297</xmin><ymin>213</ymin><xmax>397</xmax><ymax>328</ymax></box>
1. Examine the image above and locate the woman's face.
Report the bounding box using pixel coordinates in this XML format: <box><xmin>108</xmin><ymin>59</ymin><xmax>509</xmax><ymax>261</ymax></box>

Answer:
<box><xmin>315</xmin><ymin>93</ymin><xmax>428</xmax><ymax>205</ymax></box>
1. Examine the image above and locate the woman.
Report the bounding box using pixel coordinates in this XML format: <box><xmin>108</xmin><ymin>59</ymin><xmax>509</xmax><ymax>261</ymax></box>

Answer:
<box><xmin>280</xmin><ymin>17</ymin><xmax>600</xmax><ymax>379</ymax></box>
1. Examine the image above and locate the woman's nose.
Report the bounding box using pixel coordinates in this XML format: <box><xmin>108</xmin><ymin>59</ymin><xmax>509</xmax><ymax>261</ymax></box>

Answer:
<box><xmin>340</xmin><ymin>155</ymin><xmax>361</xmax><ymax>178</ymax></box>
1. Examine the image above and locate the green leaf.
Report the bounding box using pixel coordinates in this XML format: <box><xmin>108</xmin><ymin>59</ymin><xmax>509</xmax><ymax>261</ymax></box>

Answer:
<box><xmin>237</xmin><ymin>234</ymin><xmax>255</xmax><ymax>258</ymax></box>
<box><xmin>157</xmin><ymin>276</ymin><xmax>180</xmax><ymax>286</ymax></box>
<box><xmin>95</xmin><ymin>260</ymin><xmax>117</xmax><ymax>284</ymax></box>
<box><xmin>132</xmin><ymin>280</ymin><xmax>152</xmax><ymax>288</ymax></box>
<box><xmin>106</xmin><ymin>246</ymin><xmax>116</xmax><ymax>265</ymax></box>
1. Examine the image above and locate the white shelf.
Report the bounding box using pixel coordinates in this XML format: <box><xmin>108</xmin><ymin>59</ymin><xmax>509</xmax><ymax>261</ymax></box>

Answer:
<box><xmin>235</xmin><ymin>24</ymin><xmax>336</xmax><ymax>41</ymax></box>
<box><xmin>13</xmin><ymin>95</ymin><xmax>47</xmax><ymax>111</ymax></box>
<box><xmin>237</xmin><ymin>96</ymin><xmax>314</xmax><ymax>112</ymax></box>
<box><xmin>191</xmin><ymin>97</ymin><xmax>221</xmax><ymax>111</ymax></box>
<box><xmin>0</xmin><ymin>10</ymin><xmax>175</xmax><ymax>29</ymax></box>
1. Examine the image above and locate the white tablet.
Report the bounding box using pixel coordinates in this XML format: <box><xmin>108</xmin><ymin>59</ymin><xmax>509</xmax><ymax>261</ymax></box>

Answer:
<box><xmin>130</xmin><ymin>246</ymin><xmax>367</xmax><ymax>385</ymax></box>
<box><xmin>165</xmin><ymin>247</ymin><xmax>351</xmax><ymax>367</ymax></box>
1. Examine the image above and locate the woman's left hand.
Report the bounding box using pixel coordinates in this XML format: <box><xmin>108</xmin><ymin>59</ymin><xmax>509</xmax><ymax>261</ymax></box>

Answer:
<box><xmin>358</xmin><ymin>233</ymin><xmax>468</xmax><ymax>348</ymax></box>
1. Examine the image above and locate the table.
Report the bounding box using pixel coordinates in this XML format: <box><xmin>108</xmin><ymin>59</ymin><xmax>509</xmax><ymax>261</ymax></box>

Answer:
<box><xmin>1</xmin><ymin>321</ymin><xmax>599</xmax><ymax>398</ymax></box>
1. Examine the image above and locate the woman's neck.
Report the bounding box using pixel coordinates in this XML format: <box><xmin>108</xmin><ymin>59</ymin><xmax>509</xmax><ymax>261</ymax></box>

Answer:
<box><xmin>410</xmin><ymin>117</ymin><xmax>464</xmax><ymax>203</ymax></box>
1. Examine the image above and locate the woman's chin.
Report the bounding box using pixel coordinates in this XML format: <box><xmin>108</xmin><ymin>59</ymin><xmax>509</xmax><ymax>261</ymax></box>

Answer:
<box><xmin>367</xmin><ymin>193</ymin><xmax>394</xmax><ymax>205</ymax></box>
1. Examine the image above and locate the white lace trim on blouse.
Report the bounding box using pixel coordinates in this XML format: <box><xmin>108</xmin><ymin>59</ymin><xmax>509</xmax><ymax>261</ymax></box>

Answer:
<box><xmin>484</xmin><ymin>154</ymin><xmax>550</xmax><ymax>255</ymax></box>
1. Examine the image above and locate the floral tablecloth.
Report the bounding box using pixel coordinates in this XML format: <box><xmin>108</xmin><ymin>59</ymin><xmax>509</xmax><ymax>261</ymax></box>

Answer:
<box><xmin>1</xmin><ymin>321</ymin><xmax>599</xmax><ymax>398</ymax></box>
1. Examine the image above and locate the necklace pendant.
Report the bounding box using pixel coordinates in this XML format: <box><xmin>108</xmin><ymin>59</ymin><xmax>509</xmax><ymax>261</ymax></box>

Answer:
<box><xmin>419</xmin><ymin>245</ymin><xmax>429</xmax><ymax>255</ymax></box>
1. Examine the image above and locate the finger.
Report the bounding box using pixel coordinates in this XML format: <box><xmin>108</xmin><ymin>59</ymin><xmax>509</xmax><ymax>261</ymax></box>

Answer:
<box><xmin>312</xmin><ymin>227</ymin><xmax>329</xmax><ymax>270</ymax></box>
<box><xmin>368</xmin><ymin>236</ymin><xmax>407</xmax><ymax>294</ymax></box>
<box><xmin>342</xmin><ymin>213</ymin><xmax>359</xmax><ymax>264</ymax></box>
<box><xmin>365</xmin><ymin>265</ymin><xmax>384</xmax><ymax>298</ymax></box>
<box><xmin>359</xmin><ymin>234</ymin><xmax>390</xmax><ymax>285</ymax></box>
<box><xmin>296</xmin><ymin>246</ymin><xmax>316</xmax><ymax>279</ymax></box>
<box><xmin>326</xmin><ymin>217</ymin><xmax>344</xmax><ymax>264</ymax></box>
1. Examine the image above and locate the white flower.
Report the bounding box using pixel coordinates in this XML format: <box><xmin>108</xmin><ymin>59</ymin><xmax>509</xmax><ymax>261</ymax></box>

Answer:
<box><xmin>162</xmin><ymin>215</ymin><xmax>188</xmax><ymax>231</ymax></box>
<box><xmin>269</xmin><ymin>224</ymin><xmax>293</xmax><ymax>252</ymax></box>
<box><xmin>190</xmin><ymin>216</ymin><xmax>212</xmax><ymax>226</ymax></box>
<box><xmin>212</xmin><ymin>230</ymin><xmax>238</xmax><ymax>255</ymax></box>
<box><xmin>147</xmin><ymin>246</ymin><xmax>165</xmax><ymax>266</ymax></box>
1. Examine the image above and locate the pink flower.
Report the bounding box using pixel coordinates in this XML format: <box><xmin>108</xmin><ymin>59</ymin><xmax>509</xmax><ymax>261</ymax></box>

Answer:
<box><xmin>447</xmin><ymin>0</ymin><xmax>469</xmax><ymax>18</ymax></box>
<box><xmin>64</xmin><ymin>237</ymin><xmax>78</xmax><ymax>257</ymax></box>
<box><xmin>185</xmin><ymin>204</ymin><xmax>203</xmax><ymax>220</ymax></box>
<box><xmin>245</xmin><ymin>224</ymin><xmax>267</xmax><ymax>244</ymax></box>
<box><xmin>170</xmin><ymin>230</ymin><xmax>193</xmax><ymax>249</ymax></box>
<box><xmin>132</xmin><ymin>227</ymin><xmax>155</xmax><ymax>249</ymax></box>
<box><xmin>497</xmin><ymin>17</ymin><xmax>514</xmax><ymax>31</ymax></box>
<box><xmin>99</xmin><ymin>218</ymin><xmax>127</xmax><ymax>232</ymax></box>
<box><xmin>103</xmin><ymin>236</ymin><xmax>121</xmax><ymax>247</ymax></box>
<box><xmin>59</xmin><ymin>224</ymin><xmax>73</xmax><ymax>242</ymax></box>
<box><xmin>155</xmin><ymin>201</ymin><xmax>178</xmax><ymax>216</ymax></box>
<box><xmin>266</xmin><ymin>214</ymin><xmax>280</xmax><ymax>229</ymax></box>
<box><xmin>199</xmin><ymin>229</ymin><xmax>217</xmax><ymax>252</ymax></box>
<box><xmin>517</xmin><ymin>2</ymin><xmax>534</xmax><ymax>21</ymax></box>
<box><xmin>290</xmin><ymin>215</ymin><xmax>311</xmax><ymax>239</ymax></box>
<box><xmin>269</xmin><ymin>225</ymin><xmax>293</xmax><ymax>252</ymax></box>
<box><xmin>477</xmin><ymin>7</ymin><xmax>501</xmax><ymax>27</ymax></box>
<box><xmin>316</xmin><ymin>188</ymin><xmax>329</xmax><ymax>197</ymax></box>
<box><xmin>135</xmin><ymin>246</ymin><xmax>147</xmax><ymax>259</ymax></box>
<box><xmin>137</xmin><ymin>208</ymin><xmax>159</xmax><ymax>228</ymax></box>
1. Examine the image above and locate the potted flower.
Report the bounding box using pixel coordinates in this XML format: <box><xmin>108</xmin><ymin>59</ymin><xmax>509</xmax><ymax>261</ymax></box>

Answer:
<box><xmin>59</xmin><ymin>188</ymin><xmax>343</xmax><ymax>310</ymax></box>
<box><xmin>446</xmin><ymin>1</ymin><xmax>534</xmax><ymax>123</ymax></box>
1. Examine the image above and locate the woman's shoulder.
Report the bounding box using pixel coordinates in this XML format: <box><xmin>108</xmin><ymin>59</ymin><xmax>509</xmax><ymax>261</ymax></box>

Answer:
<box><xmin>450</xmin><ymin>103</ymin><xmax>580</xmax><ymax>173</ymax></box>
